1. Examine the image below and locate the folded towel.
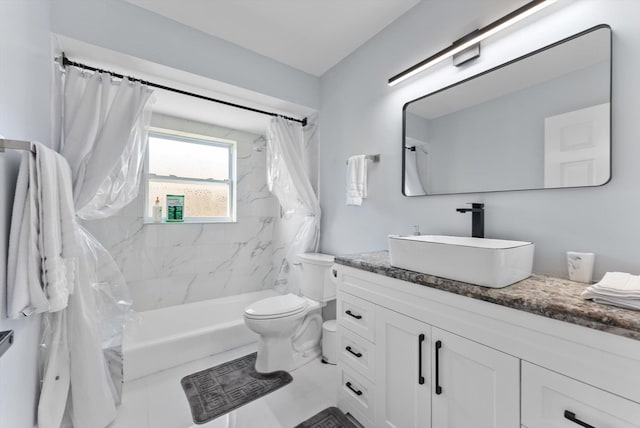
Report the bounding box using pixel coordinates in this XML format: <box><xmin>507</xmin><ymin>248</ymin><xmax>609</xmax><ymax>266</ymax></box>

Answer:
<box><xmin>587</xmin><ymin>296</ymin><xmax>640</xmax><ymax>311</ymax></box>
<box><xmin>346</xmin><ymin>155</ymin><xmax>367</xmax><ymax>206</ymax></box>
<box><xmin>581</xmin><ymin>272</ymin><xmax>640</xmax><ymax>311</ymax></box>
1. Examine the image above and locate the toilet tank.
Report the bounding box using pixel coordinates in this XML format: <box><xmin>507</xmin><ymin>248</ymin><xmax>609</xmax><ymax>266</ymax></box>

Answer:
<box><xmin>297</xmin><ymin>253</ymin><xmax>336</xmax><ymax>303</ymax></box>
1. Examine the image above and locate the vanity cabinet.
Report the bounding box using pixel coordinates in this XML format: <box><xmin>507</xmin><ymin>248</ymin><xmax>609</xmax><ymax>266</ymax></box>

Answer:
<box><xmin>335</xmin><ymin>263</ymin><xmax>640</xmax><ymax>428</ymax></box>
<box><xmin>338</xmin><ymin>292</ymin><xmax>519</xmax><ymax>428</ymax></box>
<box><xmin>337</xmin><ymin>293</ymin><xmax>432</xmax><ymax>428</ymax></box>
<box><xmin>337</xmin><ymin>292</ymin><xmax>378</xmax><ymax>426</ymax></box>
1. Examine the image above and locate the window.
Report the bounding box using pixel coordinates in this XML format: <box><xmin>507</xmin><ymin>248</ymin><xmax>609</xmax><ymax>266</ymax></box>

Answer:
<box><xmin>144</xmin><ymin>129</ymin><xmax>236</xmax><ymax>223</ymax></box>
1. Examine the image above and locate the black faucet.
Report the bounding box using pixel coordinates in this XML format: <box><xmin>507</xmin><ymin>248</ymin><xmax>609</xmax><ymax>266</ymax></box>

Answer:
<box><xmin>456</xmin><ymin>203</ymin><xmax>484</xmax><ymax>238</ymax></box>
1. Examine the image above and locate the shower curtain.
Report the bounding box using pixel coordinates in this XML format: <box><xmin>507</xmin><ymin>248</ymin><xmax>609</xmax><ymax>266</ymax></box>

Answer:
<box><xmin>404</xmin><ymin>137</ymin><xmax>429</xmax><ymax>196</ymax></box>
<box><xmin>404</xmin><ymin>149</ymin><xmax>426</xmax><ymax>196</ymax></box>
<box><xmin>38</xmin><ymin>66</ymin><xmax>154</xmax><ymax>428</ymax></box>
<box><xmin>266</xmin><ymin>116</ymin><xmax>320</xmax><ymax>292</ymax></box>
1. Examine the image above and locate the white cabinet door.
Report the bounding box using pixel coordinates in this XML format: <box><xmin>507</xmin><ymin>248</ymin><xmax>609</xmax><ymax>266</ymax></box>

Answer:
<box><xmin>432</xmin><ymin>327</ymin><xmax>519</xmax><ymax>428</ymax></box>
<box><xmin>375</xmin><ymin>306</ymin><xmax>430</xmax><ymax>428</ymax></box>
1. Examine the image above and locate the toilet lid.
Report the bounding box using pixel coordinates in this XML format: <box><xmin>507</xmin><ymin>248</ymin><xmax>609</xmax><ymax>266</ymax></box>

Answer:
<box><xmin>244</xmin><ymin>294</ymin><xmax>307</xmax><ymax>319</ymax></box>
<box><xmin>297</xmin><ymin>253</ymin><xmax>335</xmax><ymax>266</ymax></box>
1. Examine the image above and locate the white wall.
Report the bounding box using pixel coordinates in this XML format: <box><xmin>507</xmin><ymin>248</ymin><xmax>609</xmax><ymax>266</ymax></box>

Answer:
<box><xmin>50</xmin><ymin>0</ymin><xmax>319</xmax><ymax>110</ymax></box>
<box><xmin>319</xmin><ymin>0</ymin><xmax>640</xmax><ymax>279</ymax></box>
<box><xmin>0</xmin><ymin>1</ymin><xmax>52</xmax><ymax>427</ymax></box>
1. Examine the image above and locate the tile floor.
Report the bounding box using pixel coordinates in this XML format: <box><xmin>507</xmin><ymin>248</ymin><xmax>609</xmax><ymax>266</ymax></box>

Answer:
<box><xmin>110</xmin><ymin>343</ymin><xmax>338</xmax><ymax>428</ymax></box>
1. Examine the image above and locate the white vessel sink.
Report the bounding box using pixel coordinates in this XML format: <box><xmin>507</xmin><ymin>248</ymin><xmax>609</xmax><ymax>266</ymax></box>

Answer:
<box><xmin>388</xmin><ymin>235</ymin><xmax>534</xmax><ymax>288</ymax></box>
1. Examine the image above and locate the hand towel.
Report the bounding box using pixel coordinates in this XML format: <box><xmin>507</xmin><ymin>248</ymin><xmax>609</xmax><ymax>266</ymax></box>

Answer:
<box><xmin>35</xmin><ymin>143</ymin><xmax>79</xmax><ymax>312</ymax></box>
<box><xmin>7</xmin><ymin>152</ymin><xmax>48</xmax><ymax>317</ymax></box>
<box><xmin>346</xmin><ymin>155</ymin><xmax>367</xmax><ymax>206</ymax></box>
<box><xmin>581</xmin><ymin>272</ymin><xmax>640</xmax><ymax>311</ymax></box>
<box><xmin>6</xmin><ymin>143</ymin><xmax>79</xmax><ymax>318</ymax></box>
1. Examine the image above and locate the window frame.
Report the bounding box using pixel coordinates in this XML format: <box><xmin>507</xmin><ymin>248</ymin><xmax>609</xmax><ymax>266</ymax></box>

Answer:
<box><xmin>143</xmin><ymin>127</ymin><xmax>237</xmax><ymax>224</ymax></box>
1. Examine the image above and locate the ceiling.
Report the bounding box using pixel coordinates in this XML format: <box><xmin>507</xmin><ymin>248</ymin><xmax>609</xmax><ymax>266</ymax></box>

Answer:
<box><xmin>123</xmin><ymin>0</ymin><xmax>421</xmax><ymax>76</ymax></box>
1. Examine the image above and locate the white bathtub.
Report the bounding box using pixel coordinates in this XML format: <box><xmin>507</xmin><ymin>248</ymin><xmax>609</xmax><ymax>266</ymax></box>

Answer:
<box><xmin>123</xmin><ymin>289</ymin><xmax>278</xmax><ymax>381</ymax></box>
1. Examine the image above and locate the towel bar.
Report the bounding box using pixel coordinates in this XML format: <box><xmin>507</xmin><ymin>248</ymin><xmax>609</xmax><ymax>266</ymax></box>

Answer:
<box><xmin>346</xmin><ymin>154</ymin><xmax>380</xmax><ymax>165</ymax></box>
<box><xmin>0</xmin><ymin>138</ymin><xmax>35</xmax><ymax>153</ymax></box>
<box><xmin>0</xmin><ymin>330</ymin><xmax>14</xmax><ymax>359</ymax></box>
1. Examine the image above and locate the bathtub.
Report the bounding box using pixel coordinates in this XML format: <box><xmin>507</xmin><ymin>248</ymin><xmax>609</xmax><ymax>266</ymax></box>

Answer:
<box><xmin>123</xmin><ymin>289</ymin><xmax>278</xmax><ymax>381</ymax></box>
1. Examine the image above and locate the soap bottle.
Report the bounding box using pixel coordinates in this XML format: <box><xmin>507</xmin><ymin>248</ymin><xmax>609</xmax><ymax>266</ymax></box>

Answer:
<box><xmin>152</xmin><ymin>197</ymin><xmax>162</xmax><ymax>223</ymax></box>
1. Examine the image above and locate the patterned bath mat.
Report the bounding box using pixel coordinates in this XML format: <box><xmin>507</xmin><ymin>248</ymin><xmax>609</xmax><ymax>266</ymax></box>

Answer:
<box><xmin>181</xmin><ymin>352</ymin><xmax>292</xmax><ymax>424</ymax></box>
<box><xmin>294</xmin><ymin>407</ymin><xmax>359</xmax><ymax>428</ymax></box>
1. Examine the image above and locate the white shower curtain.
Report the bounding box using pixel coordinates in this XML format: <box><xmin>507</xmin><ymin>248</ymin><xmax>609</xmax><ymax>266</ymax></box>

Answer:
<box><xmin>266</xmin><ymin>116</ymin><xmax>320</xmax><ymax>291</ymax></box>
<box><xmin>37</xmin><ymin>66</ymin><xmax>154</xmax><ymax>428</ymax></box>
<box><xmin>404</xmin><ymin>138</ymin><xmax>429</xmax><ymax>196</ymax></box>
<box><xmin>404</xmin><ymin>149</ymin><xmax>426</xmax><ymax>196</ymax></box>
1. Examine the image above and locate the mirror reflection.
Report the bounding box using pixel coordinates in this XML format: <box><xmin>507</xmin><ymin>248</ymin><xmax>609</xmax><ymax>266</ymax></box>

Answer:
<box><xmin>403</xmin><ymin>25</ymin><xmax>611</xmax><ymax>196</ymax></box>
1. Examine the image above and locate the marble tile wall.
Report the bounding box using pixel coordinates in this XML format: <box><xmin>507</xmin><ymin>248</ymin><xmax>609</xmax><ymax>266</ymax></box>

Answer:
<box><xmin>84</xmin><ymin>114</ymin><xmax>279</xmax><ymax>311</ymax></box>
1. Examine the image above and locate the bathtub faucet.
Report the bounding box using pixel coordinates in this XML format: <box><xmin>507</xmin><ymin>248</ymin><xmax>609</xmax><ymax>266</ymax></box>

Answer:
<box><xmin>456</xmin><ymin>203</ymin><xmax>484</xmax><ymax>238</ymax></box>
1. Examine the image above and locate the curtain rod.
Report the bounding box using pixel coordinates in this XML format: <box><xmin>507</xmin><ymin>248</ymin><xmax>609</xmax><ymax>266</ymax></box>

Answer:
<box><xmin>58</xmin><ymin>54</ymin><xmax>307</xmax><ymax>127</ymax></box>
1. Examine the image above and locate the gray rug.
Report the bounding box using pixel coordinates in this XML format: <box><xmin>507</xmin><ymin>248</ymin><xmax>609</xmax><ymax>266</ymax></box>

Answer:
<box><xmin>294</xmin><ymin>407</ymin><xmax>358</xmax><ymax>428</ymax></box>
<box><xmin>181</xmin><ymin>352</ymin><xmax>292</xmax><ymax>424</ymax></box>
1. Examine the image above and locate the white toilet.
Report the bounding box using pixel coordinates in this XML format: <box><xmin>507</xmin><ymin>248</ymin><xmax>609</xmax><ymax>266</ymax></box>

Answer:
<box><xmin>244</xmin><ymin>253</ymin><xmax>336</xmax><ymax>373</ymax></box>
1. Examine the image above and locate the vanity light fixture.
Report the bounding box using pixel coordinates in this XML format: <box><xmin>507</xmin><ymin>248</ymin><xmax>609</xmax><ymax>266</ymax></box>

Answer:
<box><xmin>388</xmin><ymin>0</ymin><xmax>556</xmax><ymax>86</ymax></box>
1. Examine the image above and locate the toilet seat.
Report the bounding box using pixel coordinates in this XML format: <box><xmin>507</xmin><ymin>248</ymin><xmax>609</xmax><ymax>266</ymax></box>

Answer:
<box><xmin>244</xmin><ymin>294</ymin><xmax>307</xmax><ymax>320</ymax></box>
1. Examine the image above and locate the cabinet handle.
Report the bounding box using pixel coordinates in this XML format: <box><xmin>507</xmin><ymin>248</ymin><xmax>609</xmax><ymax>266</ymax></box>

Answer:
<box><xmin>346</xmin><ymin>381</ymin><xmax>363</xmax><ymax>396</ymax></box>
<box><xmin>564</xmin><ymin>411</ymin><xmax>596</xmax><ymax>428</ymax></box>
<box><xmin>345</xmin><ymin>310</ymin><xmax>362</xmax><ymax>320</ymax></box>
<box><xmin>418</xmin><ymin>334</ymin><xmax>425</xmax><ymax>385</ymax></box>
<box><xmin>435</xmin><ymin>340</ymin><xmax>442</xmax><ymax>395</ymax></box>
<box><xmin>346</xmin><ymin>346</ymin><xmax>362</xmax><ymax>358</ymax></box>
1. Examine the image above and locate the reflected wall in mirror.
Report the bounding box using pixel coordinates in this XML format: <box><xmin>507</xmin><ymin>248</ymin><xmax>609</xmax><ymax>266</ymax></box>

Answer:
<box><xmin>403</xmin><ymin>25</ymin><xmax>611</xmax><ymax>196</ymax></box>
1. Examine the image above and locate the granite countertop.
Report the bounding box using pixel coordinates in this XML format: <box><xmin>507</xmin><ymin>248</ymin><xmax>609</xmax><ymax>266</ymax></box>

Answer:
<box><xmin>335</xmin><ymin>251</ymin><xmax>640</xmax><ymax>341</ymax></box>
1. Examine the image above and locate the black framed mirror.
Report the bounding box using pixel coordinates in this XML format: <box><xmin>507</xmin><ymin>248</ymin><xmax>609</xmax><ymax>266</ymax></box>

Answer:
<box><xmin>403</xmin><ymin>25</ymin><xmax>611</xmax><ymax>196</ymax></box>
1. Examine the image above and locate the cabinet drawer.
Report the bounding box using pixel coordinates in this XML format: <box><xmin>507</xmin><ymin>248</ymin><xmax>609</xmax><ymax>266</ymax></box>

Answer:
<box><xmin>522</xmin><ymin>361</ymin><xmax>640</xmax><ymax>428</ymax></box>
<box><xmin>338</xmin><ymin>366</ymin><xmax>376</xmax><ymax>424</ymax></box>
<box><xmin>339</xmin><ymin>326</ymin><xmax>375</xmax><ymax>380</ymax></box>
<box><xmin>337</xmin><ymin>292</ymin><xmax>375</xmax><ymax>342</ymax></box>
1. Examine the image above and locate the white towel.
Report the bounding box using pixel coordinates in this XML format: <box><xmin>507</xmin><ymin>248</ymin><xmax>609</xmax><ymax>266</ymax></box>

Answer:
<box><xmin>346</xmin><ymin>155</ymin><xmax>368</xmax><ymax>206</ymax></box>
<box><xmin>7</xmin><ymin>152</ymin><xmax>47</xmax><ymax>317</ymax></box>
<box><xmin>36</xmin><ymin>143</ymin><xmax>79</xmax><ymax>311</ymax></box>
<box><xmin>6</xmin><ymin>143</ymin><xmax>79</xmax><ymax>318</ymax></box>
<box><xmin>581</xmin><ymin>272</ymin><xmax>640</xmax><ymax>311</ymax></box>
